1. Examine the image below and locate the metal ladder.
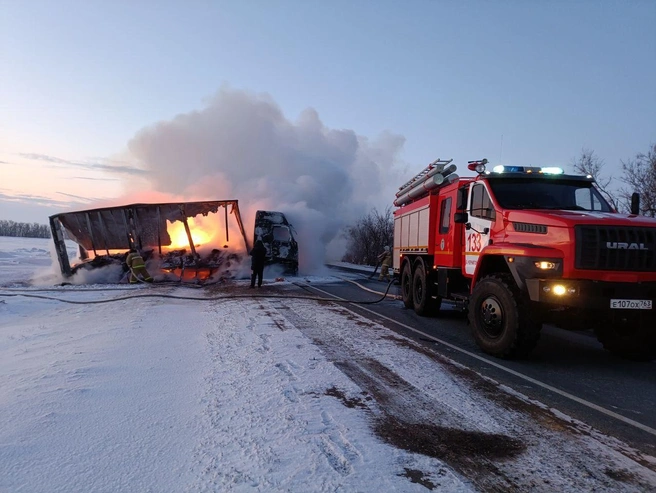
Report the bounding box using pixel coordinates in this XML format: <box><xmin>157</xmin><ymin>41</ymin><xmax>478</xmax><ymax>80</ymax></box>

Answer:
<box><xmin>398</xmin><ymin>158</ymin><xmax>453</xmax><ymax>191</ymax></box>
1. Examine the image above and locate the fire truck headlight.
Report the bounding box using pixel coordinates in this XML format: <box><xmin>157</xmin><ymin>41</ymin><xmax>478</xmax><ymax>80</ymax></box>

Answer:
<box><xmin>542</xmin><ymin>284</ymin><xmax>578</xmax><ymax>296</ymax></box>
<box><xmin>543</xmin><ymin>284</ymin><xmax>563</xmax><ymax>295</ymax></box>
<box><xmin>550</xmin><ymin>284</ymin><xmax>567</xmax><ymax>296</ymax></box>
<box><xmin>534</xmin><ymin>261</ymin><xmax>557</xmax><ymax>270</ymax></box>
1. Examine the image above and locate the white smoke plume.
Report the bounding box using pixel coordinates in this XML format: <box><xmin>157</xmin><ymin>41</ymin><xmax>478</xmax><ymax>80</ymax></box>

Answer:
<box><xmin>126</xmin><ymin>87</ymin><xmax>408</xmax><ymax>274</ymax></box>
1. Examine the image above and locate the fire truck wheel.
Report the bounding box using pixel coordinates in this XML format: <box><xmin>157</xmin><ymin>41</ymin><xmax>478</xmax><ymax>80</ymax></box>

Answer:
<box><xmin>595</xmin><ymin>317</ymin><xmax>656</xmax><ymax>361</ymax></box>
<box><xmin>412</xmin><ymin>261</ymin><xmax>441</xmax><ymax>316</ymax></box>
<box><xmin>468</xmin><ymin>274</ymin><xmax>541</xmax><ymax>358</ymax></box>
<box><xmin>401</xmin><ymin>262</ymin><xmax>413</xmax><ymax>309</ymax></box>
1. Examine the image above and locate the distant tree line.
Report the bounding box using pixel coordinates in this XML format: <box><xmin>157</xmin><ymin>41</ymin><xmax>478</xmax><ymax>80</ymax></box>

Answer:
<box><xmin>0</xmin><ymin>220</ymin><xmax>51</xmax><ymax>238</ymax></box>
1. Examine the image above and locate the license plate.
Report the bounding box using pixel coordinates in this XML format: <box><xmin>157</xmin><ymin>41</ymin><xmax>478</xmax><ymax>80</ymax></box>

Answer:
<box><xmin>610</xmin><ymin>299</ymin><xmax>652</xmax><ymax>310</ymax></box>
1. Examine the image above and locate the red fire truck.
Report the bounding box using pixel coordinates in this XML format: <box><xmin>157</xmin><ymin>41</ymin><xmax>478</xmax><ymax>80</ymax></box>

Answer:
<box><xmin>393</xmin><ymin>159</ymin><xmax>656</xmax><ymax>360</ymax></box>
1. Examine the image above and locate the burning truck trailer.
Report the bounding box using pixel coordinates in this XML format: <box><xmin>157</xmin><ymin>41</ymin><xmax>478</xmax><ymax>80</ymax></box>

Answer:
<box><xmin>49</xmin><ymin>200</ymin><xmax>298</xmax><ymax>282</ymax></box>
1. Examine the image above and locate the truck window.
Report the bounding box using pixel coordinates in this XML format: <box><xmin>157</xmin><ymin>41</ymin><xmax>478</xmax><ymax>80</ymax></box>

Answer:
<box><xmin>439</xmin><ymin>197</ymin><xmax>452</xmax><ymax>233</ymax></box>
<box><xmin>470</xmin><ymin>184</ymin><xmax>496</xmax><ymax>220</ymax></box>
<box><xmin>575</xmin><ymin>188</ymin><xmax>604</xmax><ymax>211</ymax></box>
<box><xmin>488</xmin><ymin>178</ymin><xmax>612</xmax><ymax>212</ymax></box>
<box><xmin>456</xmin><ymin>186</ymin><xmax>468</xmax><ymax>210</ymax></box>
<box><xmin>273</xmin><ymin>226</ymin><xmax>291</xmax><ymax>242</ymax></box>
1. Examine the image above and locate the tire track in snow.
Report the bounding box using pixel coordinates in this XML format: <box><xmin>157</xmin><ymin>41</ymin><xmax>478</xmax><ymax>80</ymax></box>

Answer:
<box><xmin>281</xmin><ymin>298</ymin><xmax>656</xmax><ymax>492</ymax></box>
<box><xmin>188</xmin><ymin>297</ymin><xmax>466</xmax><ymax>492</ymax></box>
<box><xmin>187</xmin><ymin>299</ymin><xmax>369</xmax><ymax>492</ymax></box>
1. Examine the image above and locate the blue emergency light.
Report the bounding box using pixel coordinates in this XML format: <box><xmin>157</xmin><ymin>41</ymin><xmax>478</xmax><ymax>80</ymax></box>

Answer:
<box><xmin>491</xmin><ymin>165</ymin><xmax>564</xmax><ymax>175</ymax></box>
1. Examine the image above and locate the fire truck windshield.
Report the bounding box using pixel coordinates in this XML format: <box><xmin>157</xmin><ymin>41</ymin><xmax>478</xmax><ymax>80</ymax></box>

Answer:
<box><xmin>487</xmin><ymin>177</ymin><xmax>613</xmax><ymax>212</ymax></box>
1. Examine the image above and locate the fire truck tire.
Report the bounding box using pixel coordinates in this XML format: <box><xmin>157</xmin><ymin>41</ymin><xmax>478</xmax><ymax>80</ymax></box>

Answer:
<box><xmin>595</xmin><ymin>318</ymin><xmax>656</xmax><ymax>361</ymax></box>
<box><xmin>412</xmin><ymin>261</ymin><xmax>441</xmax><ymax>316</ymax></box>
<box><xmin>468</xmin><ymin>274</ymin><xmax>541</xmax><ymax>358</ymax></box>
<box><xmin>401</xmin><ymin>262</ymin><xmax>413</xmax><ymax>309</ymax></box>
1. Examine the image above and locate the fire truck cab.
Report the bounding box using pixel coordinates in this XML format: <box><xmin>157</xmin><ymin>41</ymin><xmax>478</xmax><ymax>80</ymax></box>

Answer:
<box><xmin>394</xmin><ymin>159</ymin><xmax>656</xmax><ymax>361</ymax></box>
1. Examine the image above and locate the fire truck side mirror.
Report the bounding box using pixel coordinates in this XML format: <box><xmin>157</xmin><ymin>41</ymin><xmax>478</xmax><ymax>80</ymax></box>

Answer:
<box><xmin>631</xmin><ymin>193</ymin><xmax>640</xmax><ymax>215</ymax></box>
<box><xmin>454</xmin><ymin>212</ymin><xmax>468</xmax><ymax>224</ymax></box>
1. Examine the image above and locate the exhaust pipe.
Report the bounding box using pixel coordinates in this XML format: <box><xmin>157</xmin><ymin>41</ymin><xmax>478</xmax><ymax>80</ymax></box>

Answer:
<box><xmin>631</xmin><ymin>192</ymin><xmax>640</xmax><ymax>215</ymax></box>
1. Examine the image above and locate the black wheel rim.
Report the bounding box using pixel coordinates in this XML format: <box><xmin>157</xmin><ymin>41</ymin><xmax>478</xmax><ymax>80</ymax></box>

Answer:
<box><xmin>414</xmin><ymin>277</ymin><xmax>423</xmax><ymax>304</ymax></box>
<box><xmin>402</xmin><ymin>273</ymin><xmax>411</xmax><ymax>299</ymax></box>
<box><xmin>480</xmin><ymin>296</ymin><xmax>503</xmax><ymax>338</ymax></box>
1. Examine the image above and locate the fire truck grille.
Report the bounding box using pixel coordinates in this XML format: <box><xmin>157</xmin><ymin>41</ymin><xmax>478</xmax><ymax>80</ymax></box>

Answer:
<box><xmin>513</xmin><ymin>222</ymin><xmax>548</xmax><ymax>234</ymax></box>
<box><xmin>575</xmin><ymin>226</ymin><xmax>656</xmax><ymax>271</ymax></box>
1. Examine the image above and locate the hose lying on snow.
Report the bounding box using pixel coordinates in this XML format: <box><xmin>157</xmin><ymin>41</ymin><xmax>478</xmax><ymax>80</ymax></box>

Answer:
<box><xmin>0</xmin><ymin>279</ymin><xmax>398</xmax><ymax>306</ymax></box>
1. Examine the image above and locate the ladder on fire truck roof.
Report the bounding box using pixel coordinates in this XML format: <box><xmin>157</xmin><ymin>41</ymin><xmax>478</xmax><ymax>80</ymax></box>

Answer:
<box><xmin>398</xmin><ymin>158</ymin><xmax>453</xmax><ymax>191</ymax></box>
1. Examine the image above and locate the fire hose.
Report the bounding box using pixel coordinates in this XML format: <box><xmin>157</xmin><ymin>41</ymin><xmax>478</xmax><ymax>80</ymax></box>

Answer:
<box><xmin>126</xmin><ymin>263</ymin><xmax>152</xmax><ymax>285</ymax></box>
<box><xmin>0</xmin><ymin>278</ymin><xmax>398</xmax><ymax>306</ymax></box>
<box><xmin>368</xmin><ymin>262</ymin><xmax>380</xmax><ymax>279</ymax></box>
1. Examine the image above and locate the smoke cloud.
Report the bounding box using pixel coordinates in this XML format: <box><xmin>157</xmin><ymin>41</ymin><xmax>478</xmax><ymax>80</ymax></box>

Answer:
<box><xmin>126</xmin><ymin>87</ymin><xmax>408</xmax><ymax>273</ymax></box>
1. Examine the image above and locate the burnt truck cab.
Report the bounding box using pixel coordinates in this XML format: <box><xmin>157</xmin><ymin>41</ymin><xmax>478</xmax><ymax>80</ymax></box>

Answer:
<box><xmin>253</xmin><ymin>210</ymin><xmax>299</xmax><ymax>275</ymax></box>
<box><xmin>395</xmin><ymin>159</ymin><xmax>656</xmax><ymax>361</ymax></box>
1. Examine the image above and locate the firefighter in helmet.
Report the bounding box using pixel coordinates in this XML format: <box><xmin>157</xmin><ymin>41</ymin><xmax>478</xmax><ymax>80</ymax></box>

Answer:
<box><xmin>377</xmin><ymin>245</ymin><xmax>392</xmax><ymax>282</ymax></box>
<box><xmin>125</xmin><ymin>248</ymin><xmax>153</xmax><ymax>284</ymax></box>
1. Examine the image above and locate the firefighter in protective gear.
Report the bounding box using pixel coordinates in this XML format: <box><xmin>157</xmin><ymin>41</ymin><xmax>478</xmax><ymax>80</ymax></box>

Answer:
<box><xmin>126</xmin><ymin>249</ymin><xmax>153</xmax><ymax>284</ymax></box>
<box><xmin>377</xmin><ymin>245</ymin><xmax>392</xmax><ymax>282</ymax></box>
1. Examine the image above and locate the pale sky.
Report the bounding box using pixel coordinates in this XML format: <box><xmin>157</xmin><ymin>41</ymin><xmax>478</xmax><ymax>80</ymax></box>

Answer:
<box><xmin>1</xmin><ymin>0</ymin><xmax>655</xmax><ymax>223</ymax></box>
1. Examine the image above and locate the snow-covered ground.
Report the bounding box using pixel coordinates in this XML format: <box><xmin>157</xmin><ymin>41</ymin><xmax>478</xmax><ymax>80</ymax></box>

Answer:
<box><xmin>1</xmin><ymin>236</ymin><xmax>655</xmax><ymax>492</ymax></box>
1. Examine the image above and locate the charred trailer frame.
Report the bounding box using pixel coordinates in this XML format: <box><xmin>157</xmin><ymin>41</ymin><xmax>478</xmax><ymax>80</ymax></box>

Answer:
<box><xmin>49</xmin><ymin>200</ymin><xmax>249</xmax><ymax>277</ymax></box>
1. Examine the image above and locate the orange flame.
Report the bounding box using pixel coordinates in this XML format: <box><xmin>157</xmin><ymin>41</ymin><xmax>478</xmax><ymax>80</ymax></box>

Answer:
<box><xmin>163</xmin><ymin>212</ymin><xmax>248</xmax><ymax>254</ymax></box>
<box><xmin>167</xmin><ymin>218</ymin><xmax>213</xmax><ymax>250</ymax></box>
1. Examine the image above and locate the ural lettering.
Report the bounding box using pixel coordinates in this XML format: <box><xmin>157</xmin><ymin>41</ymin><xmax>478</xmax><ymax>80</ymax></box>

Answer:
<box><xmin>605</xmin><ymin>242</ymin><xmax>649</xmax><ymax>250</ymax></box>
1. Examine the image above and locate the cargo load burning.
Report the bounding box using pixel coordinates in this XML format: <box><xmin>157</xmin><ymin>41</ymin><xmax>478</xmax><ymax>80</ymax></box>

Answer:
<box><xmin>49</xmin><ymin>200</ymin><xmax>252</xmax><ymax>281</ymax></box>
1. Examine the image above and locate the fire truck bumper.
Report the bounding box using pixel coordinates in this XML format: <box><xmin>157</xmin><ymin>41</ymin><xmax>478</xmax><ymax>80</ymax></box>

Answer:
<box><xmin>525</xmin><ymin>278</ymin><xmax>656</xmax><ymax>311</ymax></box>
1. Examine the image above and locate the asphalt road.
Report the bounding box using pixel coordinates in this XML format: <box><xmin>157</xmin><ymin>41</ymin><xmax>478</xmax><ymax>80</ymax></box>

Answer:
<box><xmin>299</xmin><ymin>268</ymin><xmax>656</xmax><ymax>456</ymax></box>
